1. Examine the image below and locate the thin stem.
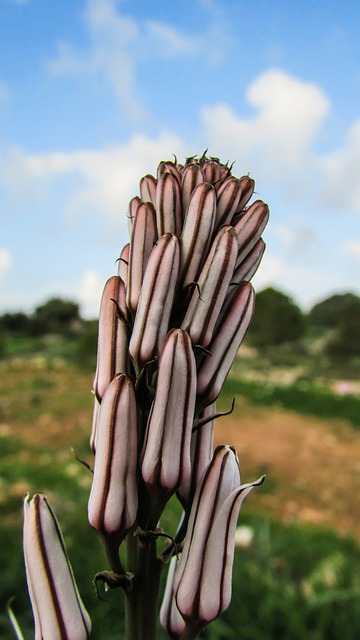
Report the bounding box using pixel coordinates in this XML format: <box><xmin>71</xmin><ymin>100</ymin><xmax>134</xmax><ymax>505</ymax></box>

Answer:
<box><xmin>125</xmin><ymin>533</ymin><xmax>162</xmax><ymax>640</ymax></box>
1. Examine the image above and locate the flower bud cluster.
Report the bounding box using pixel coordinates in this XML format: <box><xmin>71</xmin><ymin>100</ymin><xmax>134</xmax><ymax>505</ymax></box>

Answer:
<box><xmin>87</xmin><ymin>154</ymin><xmax>269</xmax><ymax>635</ymax></box>
<box><xmin>22</xmin><ymin>154</ymin><xmax>269</xmax><ymax>640</ymax></box>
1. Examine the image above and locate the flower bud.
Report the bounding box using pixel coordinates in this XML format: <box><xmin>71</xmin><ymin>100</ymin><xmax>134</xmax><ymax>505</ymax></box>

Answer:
<box><xmin>93</xmin><ymin>275</ymin><xmax>129</xmax><ymax>402</ymax></box>
<box><xmin>141</xmin><ymin>329</ymin><xmax>196</xmax><ymax>497</ymax></box>
<box><xmin>140</xmin><ymin>173</ymin><xmax>157</xmax><ymax>207</ymax></box>
<box><xmin>155</xmin><ymin>172</ymin><xmax>182</xmax><ymax>236</ymax></box>
<box><xmin>23</xmin><ymin>494</ymin><xmax>91</xmax><ymax>640</ymax></box>
<box><xmin>173</xmin><ymin>445</ymin><xmax>263</xmax><ymax>628</ymax></box>
<box><xmin>127</xmin><ymin>196</ymin><xmax>141</xmax><ymax>236</ymax></box>
<box><xmin>126</xmin><ymin>201</ymin><xmax>157</xmax><ymax>317</ymax></box>
<box><xmin>234</xmin><ymin>199</ymin><xmax>269</xmax><ymax>267</ymax></box>
<box><xmin>181</xmin><ymin>226</ymin><xmax>238</xmax><ymax>347</ymax></box>
<box><xmin>180</xmin><ymin>162</ymin><xmax>204</xmax><ymax>215</ymax></box>
<box><xmin>180</xmin><ymin>182</ymin><xmax>216</xmax><ymax>287</ymax></box>
<box><xmin>129</xmin><ymin>233</ymin><xmax>180</xmax><ymax>368</ymax></box>
<box><xmin>215</xmin><ymin>176</ymin><xmax>242</xmax><ymax>228</ymax></box>
<box><xmin>235</xmin><ymin>175</ymin><xmax>255</xmax><ymax>213</ymax></box>
<box><xmin>88</xmin><ymin>373</ymin><xmax>137</xmax><ymax>543</ymax></box>
<box><xmin>197</xmin><ymin>283</ymin><xmax>255</xmax><ymax>407</ymax></box>
<box><xmin>117</xmin><ymin>243</ymin><xmax>129</xmax><ymax>282</ymax></box>
<box><xmin>231</xmin><ymin>238</ymin><xmax>266</xmax><ymax>286</ymax></box>
<box><xmin>160</xmin><ymin>556</ymin><xmax>186</xmax><ymax>639</ymax></box>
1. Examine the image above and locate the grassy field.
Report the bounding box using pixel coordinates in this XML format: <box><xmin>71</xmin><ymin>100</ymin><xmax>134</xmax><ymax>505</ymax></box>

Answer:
<box><xmin>1</xmin><ymin>356</ymin><xmax>360</xmax><ymax>639</ymax></box>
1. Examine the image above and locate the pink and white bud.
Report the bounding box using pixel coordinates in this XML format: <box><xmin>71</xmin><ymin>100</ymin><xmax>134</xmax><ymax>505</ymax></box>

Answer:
<box><xmin>181</xmin><ymin>225</ymin><xmax>238</xmax><ymax>347</ymax></box>
<box><xmin>157</xmin><ymin>160</ymin><xmax>181</xmax><ymax>183</ymax></box>
<box><xmin>127</xmin><ymin>196</ymin><xmax>141</xmax><ymax>236</ymax></box>
<box><xmin>180</xmin><ymin>163</ymin><xmax>204</xmax><ymax>216</ymax></box>
<box><xmin>231</xmin><ymin>238</ymin><xmax>266</xmax><ymax>286</ymax></box>
<box><xmin>23</xmin><ymin>494</ymin><xmax>91</xmax><ymax>640</ymax></box>
<box><xmin>215</xmin><ymin>176</ymin><xmax>242</xmax><ymax>228</ymax></box>
<box><xmin>180</xmin><ymin>182</ymin><xmax>216</xmax><ymax>287</ymax></box>
<box><xmin>129</xmin><ymin>233</ymin><xmax>180</xmax><ymax>368</ymax></box>
<box><xmin>160</xmin><ymin>556</ymin><xmax>186</xmax><ymax>639</ymax></box>
<box><xmin>173</xmin><ymin>445</ymin><xmax>263</xmax><ymax>628</ymax></box>
<box><xmin>117</xmin><ymin>243</ymin><xmax>130</xmax><ymax>282</ymax></box>
<box><xmin>235</xmin><ymin>175</ymin><xmax>255</xmax><ymax>213</ymax></box>
<box><xmin>126</xmin><ymin>201</ymin><xmax>157</xmax><ymax>317</ymax></box>
<box><xmin>155</xmin><ymin>172</ymin><xmax>182</xmax><ymax>237</ymax></box>
<box><xmin>139</xmin><ymin>174</ymin><xmax>157</xmax><ymax>207</ymax></box>
<box><xmin>141</xmin><ymin>329</ymin><xmax>196</xmax><ymax>497</ymax></box>
<box><xmin>88</xmin><ymin>374</ymin><xmax>137</xmax><ymax>544</ymax></box>
<box><xmin>234</xmin><ymin>200</ymin><xmax>269</xmax><ymax>267</ymax></box>
<box><xmin>93</xmin><ymin>275</ymin><xmax>129</xmax><ymax>402</ymax></box>
<box><xmin>197</xmin><ymin>283</ymin><xmax>255</xmax><ymax>407</ymax></box>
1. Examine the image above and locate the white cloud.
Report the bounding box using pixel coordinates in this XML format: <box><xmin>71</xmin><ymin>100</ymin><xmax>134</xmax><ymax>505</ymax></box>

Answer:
<box><xmin>2</xmin><ymin>131</ymin><xmax>185</xmax><ymax>227</ymax></box>
<box><xmin>0</xmin><ymin>248</ymin><xmax>12</xmax><ymax>282</ymax></box>
<box><xmin>319</xmin><ymin>120</ymin><xmax>360</xmax><ymax>212</ymax></box>
<box><xmin>200</xmin><ymin>69</ymin><xmax>329</xmax><ymax>181</ymax></box>
<box><xmin>341</xmin><ymin>240</ymin><xmax>360</xmax><ymax>259</ymax></box>
<box><xmin>78</xmin><ymin>269</ymin><xmax>103</xmax><ymax>317</ymax></box>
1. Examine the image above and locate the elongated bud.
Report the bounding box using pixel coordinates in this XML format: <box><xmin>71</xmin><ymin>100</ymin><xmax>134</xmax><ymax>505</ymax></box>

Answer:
<box><xmin>139</xmin><ymin>174</ymin><xmax>157</xmax><ymax>207</ymax></box>
<box><xmin>155</xmin><ymin>172</ymin><xmax>182</xmax><ymax>236</ymax></box>
<box><xmin>231</xmin><ymin>238</ymin><xmax>266</xmax><ymax>286</ymax></box>
<box><xmin>180</xmin><ymin>182</ymin><xmax>216</xmax><ymax>287</ymax></box>
<box><xmin>88</xmin><ymin>373</ymin><xmax>137</xmax><ymax>543</ymax></box>
<box><xmin>126</xmin><ymin>201</ymin><xmax>157</xmax><ymax>316</ymax></box>
<box><xmin>234</xmin><ymin>200</ymin><xmax>269</xmax><ymax>267</ymax></box>
<box><xmin>215</xmin><ymin>176</ymin><xmax>242</xmax><ymax>228</ymax></box>
<box><xmin>197</xmin><ymin>283</ymin><xmax>255</xmax><ymax>407</ymax></box>
<box><xmin>181</xmin><ymin>163</ymin><xmax>204</xmax><ymax>215</ymax></box>
<box><xmin>202</xmin><ymin>159</ymin><xmax>222</xmax><ymax>185</ymax></box>
<box><xmin>181</xmin><ymin>226</ymin><xmax>238</xmax><ymax>347</ymax></box>
<box><xmin>173</xmin><ymin>445</ymin><xmax>263</xmax><ymax>628</ymax></box>
<box><xmin>117</xmin><ymin>243</ymin><xmax>129</xmax><ymax>282</ymax></box>
<box><xmin>127</xmin><ymin>196</ymin><xmax>141</xmax><ymax>236</ymax></box>
<box><xmin>160</xmin><ymin>556</ymin><xmax>186</xmax><ymax>639</ymax></box>
<box><xmin>157</xmin><ymin>160</ymin><xmax>181</xmax><ymax>183</ymax></box>
<box><xmin>235</xmin><ymin>175</ymin><xmax>255</xmax><ymax>213</ymax></box>
<box><xmin>177</xmin><ymin>403</ymin><xmax>215</xmax><ymax>505</ymax></box>
<box><xmin>141</xmin><ymin>329</ymin><xmax>196</xmax><ymax>497</ymax></box>
<box><xmin>129</xmin><ymin>233</ymin><xmax>180</xmax><ymax>368</ymax></box>
<box><xmin>93</xmin><ymin>275</ymin><xmax>129</xmax><ymax>402</ymax></box>
<box><xmin>23</xmin><ymin>494</ymin><xmax>91</xmax><ymax>640</ymax></box>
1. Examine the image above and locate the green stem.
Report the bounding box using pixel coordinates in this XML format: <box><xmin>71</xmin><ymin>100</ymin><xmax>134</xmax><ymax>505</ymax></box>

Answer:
<box><xmin>125</xmin><ymin>531</ymin><xmax>162</xmax><ymax>640</ymax></box>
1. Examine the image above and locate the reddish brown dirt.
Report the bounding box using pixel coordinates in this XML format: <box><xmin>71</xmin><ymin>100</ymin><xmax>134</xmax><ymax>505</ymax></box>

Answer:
<box><xmin>215</xmin><ymin>406</ymin><xmax>360</xmax><ymax>540</ymax></box>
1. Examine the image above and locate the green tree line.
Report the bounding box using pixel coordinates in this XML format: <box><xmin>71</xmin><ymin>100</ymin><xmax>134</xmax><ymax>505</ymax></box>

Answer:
<box><xmin>1</xmin><ymin>290</ymin><xmax>360</xmax><ymax>360</ymax></box>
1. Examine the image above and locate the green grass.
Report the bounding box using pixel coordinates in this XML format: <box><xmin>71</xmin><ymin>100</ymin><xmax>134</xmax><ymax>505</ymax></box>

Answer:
<box><xmin>223</xmin><ymin>376</ymin><xmax>360</xmax><ymax>428</ymax></box>
<box><xmin>2</xmin><ymin>357</ymin><xmax>360</xmax><ymax>638</ymax></box>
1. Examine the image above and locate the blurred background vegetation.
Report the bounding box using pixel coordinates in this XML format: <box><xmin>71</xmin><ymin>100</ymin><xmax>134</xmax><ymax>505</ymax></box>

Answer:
<box><xmin>1</xmin><ymin>288</ymin><xmax>360</xmax><ymax>639</ymax></box>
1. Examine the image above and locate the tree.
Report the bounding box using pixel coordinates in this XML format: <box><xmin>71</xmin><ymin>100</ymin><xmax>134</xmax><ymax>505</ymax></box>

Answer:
<box><xmin>31</xmin><ymin>297</ymin><xmax>81</xmax><ymax>335</ymax></box>
<box><xmin>308</xmin><ymin>292</ymin><xmax>360</xmax><ymax>328</ymax></box>
<box><xmin>326</xmin><ymin>297</ymin><xmax>360</xmax><ymax>358</ymax></box>
<box><xmin>248</xmin><ymin>287</ymin><xmax>306</xmax><ymax>346</ymax></box>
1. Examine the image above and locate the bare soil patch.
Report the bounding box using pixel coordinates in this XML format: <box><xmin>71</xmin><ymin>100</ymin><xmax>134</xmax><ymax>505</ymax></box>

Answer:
<box><xmin>216</xmin><ymin>405</ymin><xmax>360</xmax><ymax>540</ymax></box>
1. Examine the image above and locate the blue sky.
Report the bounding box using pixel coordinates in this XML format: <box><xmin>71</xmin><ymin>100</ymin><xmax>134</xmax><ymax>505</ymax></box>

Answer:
<box><xmin>1</xmin><ymin>0</ymin><xmax>360</xmax><ymax>317</ymax></box>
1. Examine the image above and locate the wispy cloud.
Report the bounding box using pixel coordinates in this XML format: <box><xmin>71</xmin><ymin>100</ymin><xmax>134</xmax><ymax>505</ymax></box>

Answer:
<box><xmin>48</xmin><ymin>0</ymin><xmax>231</xmax><ymax>122</ymax></box>
<box><xmin>341</xmin><ymin>240</ymin><xmax>360</xmax><ymax>259</ymax></box>
<box><xmin>2</xmin><ymin>132</ymin><xmax>185</xmax><ymax>228</ymax></box>
<box><xmin>319</xmin><ymin>120</ymin><xmax>360</xmax><ymax>213</ymax></box>
<box><xmin>0</xmin><ymin>248</ymin><xmax>12</xmax><ymax>282</ymax></box>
